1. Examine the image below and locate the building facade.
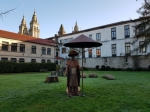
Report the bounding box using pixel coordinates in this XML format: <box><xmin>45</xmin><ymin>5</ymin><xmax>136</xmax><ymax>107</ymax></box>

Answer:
<box><xmin>0</xmin><ymin>30</ymin><xmax>55</xmax><ymax>63</ymax></box>
<box><xmin>47</xmin><ymin>19</ymin><xmax>150</xmax><ymax>69</ymax></box>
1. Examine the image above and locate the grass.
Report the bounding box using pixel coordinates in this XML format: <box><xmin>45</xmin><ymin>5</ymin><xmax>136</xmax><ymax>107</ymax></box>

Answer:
<box><xmin>0</xmin><ymin>71</ymin><xmax>150</xmax><ymax>112</ymax></box>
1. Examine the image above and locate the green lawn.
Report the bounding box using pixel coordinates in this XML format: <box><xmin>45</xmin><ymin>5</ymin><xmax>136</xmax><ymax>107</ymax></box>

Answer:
<box><xmin>0</xmin><ymin>71</ymin><xmax>150</xmax><ymax>112</ymax></box>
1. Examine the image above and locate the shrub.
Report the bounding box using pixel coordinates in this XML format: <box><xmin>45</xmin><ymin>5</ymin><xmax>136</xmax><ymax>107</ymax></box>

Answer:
<box><xmin>110</xmin><ymin>67</ymin><xmax>116</xmax><ymax>71</ymax></box>
<box><xmin>101</xmin><ymin>65</ymin><xmax>105</xmax><ymax>70</ymax></box>
<box><xmin>116</xmin><ymin>68</ymin><xmax>122</xmax><ymax>71</ymax></box>
<box><xmin>0</xmin><ymin>61</ymin><xmax>56</xmax><ymax>73</ymax></box>
<box><xmin>95</xmin><ymin>65</ymin><xmax>100</xmax><ymax>70</ymax></box>
<box><xmin>81</xmin><ymin>67</ymin><xmax>88</xmax><ymax>71</ymax></box>
<box><xmin>105</xmin><ymin>66</ymin><xmax>110</xmax><ymax>71</ymax></box>
<box><xmin>126</xmin><ymin>68</ymin><xmax>133</xmax><ymax>71</ymax></box>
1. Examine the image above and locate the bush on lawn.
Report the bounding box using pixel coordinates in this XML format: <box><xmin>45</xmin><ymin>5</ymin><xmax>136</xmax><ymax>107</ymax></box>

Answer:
<box><xmin>0</xmin><ymin>61</ymin><xmax>56</xmax><ymax>73</ymax></box>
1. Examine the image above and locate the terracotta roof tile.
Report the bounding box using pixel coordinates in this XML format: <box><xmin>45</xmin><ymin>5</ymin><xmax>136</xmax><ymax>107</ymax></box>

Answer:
<box><xmin>0</xmin><ymin>30</ymin><xmax>55</xmax><ymax>46</ymax></box>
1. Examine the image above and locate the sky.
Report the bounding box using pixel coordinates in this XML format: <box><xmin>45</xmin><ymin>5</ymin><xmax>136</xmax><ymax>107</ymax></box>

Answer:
<box><xmin>0</xmin><ymin>0</ymin><xmax>143</xmax><ymax>39</ymax></box>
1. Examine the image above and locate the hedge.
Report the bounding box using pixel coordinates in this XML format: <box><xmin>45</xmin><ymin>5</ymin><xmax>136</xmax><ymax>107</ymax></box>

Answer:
<box><xmin>0</xmin><ymin>61</ymin><xmax>56</xmax><ymax>73</ymax></box>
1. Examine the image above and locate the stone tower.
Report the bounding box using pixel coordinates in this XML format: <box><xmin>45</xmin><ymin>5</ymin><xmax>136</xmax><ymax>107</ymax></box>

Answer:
<box><xmin>18</xmin><ymin>15</ymin><xmax>29</xmax><ymax>35</ymax></box>
<box><xmin>72</xmin><ymin>21</ymin><xmax>79</xmax><ymax>33</ymax></box>
<box><xmin>58</xmin><ymin>24</ymin><xmax>66</xmax><ymax>36</ymax></box>
<box><xmin>29</xmin><ymin>10</ymin><xmax>40</xmax><ymax>38</ymax></box>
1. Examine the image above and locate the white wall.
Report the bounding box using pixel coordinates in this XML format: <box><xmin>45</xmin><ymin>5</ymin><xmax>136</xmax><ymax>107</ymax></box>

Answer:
<box><xmin>0</xmin><ymin>37</ymin><xmax>55</xmax><ymax>63</ymax></box>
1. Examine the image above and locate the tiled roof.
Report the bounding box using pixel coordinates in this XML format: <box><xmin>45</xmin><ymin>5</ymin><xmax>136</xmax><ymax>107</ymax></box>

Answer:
<box><xmin>0</xmin><ymin>30</ymin><xmax>55</xmax><ymax>46</ymax></box>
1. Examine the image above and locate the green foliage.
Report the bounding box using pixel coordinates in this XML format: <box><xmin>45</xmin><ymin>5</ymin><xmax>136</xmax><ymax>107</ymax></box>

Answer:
<box><xmin>56</xmin><ymin>65</ymin><xmax>60</xmax><ymax>70</ymax></box>
<box><xmin>95</xmin><ymin>65</ymin><xmax>99</xmax><ymax>70</ymax></box>
<box><xmin>110</xmin><ymin>67</ymin><xmax>116</xmax><ymax>71</ymax></box>
<box><xmin>101</xmin><ymin>65</ymin><xmax>105</xmax><ymax>70</ymax></box>
<box><xmin>125</xmin><ymin>68</ymin><xmax>133</xmax><ymax>71</ymax></box>
<box><xmin>0</xmin><ymin>61</ymin><xmax>56</xmax><ymax>73</ymax></box>
<box><xmin>105</xmin><ymin>66</ymin><xmax>110</xmax><ymax>71</ymax></box>
<box><xmin>83</xmin><ymin>67</ymin><xmax>89</xmax><ymax>71</ymax></box>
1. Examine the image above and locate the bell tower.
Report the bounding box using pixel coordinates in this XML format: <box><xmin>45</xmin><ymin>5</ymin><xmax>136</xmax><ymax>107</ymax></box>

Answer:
<box><xmin>58</xmin><ymin>24</ymin><xmax>66</xmax><ymax>36</ymax></box>
<box><xmin>72</xmin><ymin>21</ymin><xmax>79</xmax><ymax>33</ymax></box>
<box><xmin>18</xmin><ymin>15</ymin><xmax>29</xmax><ymax>35</ymax></box>
<box><xmin>29</xmin><ymin>10</ymin><xmax>40</xmax><ymax>38</ymax></box>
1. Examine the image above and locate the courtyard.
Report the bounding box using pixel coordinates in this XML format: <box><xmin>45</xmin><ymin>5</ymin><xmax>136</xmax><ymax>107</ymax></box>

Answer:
<box><xmin>0</xmin><ymin>71</ymin><xmax>150</xmax><ymax>112</ymax></box>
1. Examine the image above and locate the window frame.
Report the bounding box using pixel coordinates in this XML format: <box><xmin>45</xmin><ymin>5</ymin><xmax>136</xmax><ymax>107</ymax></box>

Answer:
<box><xmin>2</xmin><ymin>41</ymin><xmax>9</xmax><ymax>51</ymax></box>
<box><xmin>42</xmin><ymin>47</ymin><xmax>46</xmax><ymax>55</ymax></box>
<box><xmin>1</xmin><ymin>57</ymin><xmax>8</xmax><ymax>61</ymax></box>
<box><xmin>19</xmin><ymin>58</ymin><xmax>25</xmax><ymax>63</ymax></box>
<box><xmin>31</xmin><ymin>59</ymin><xmax>36</xmax><ymax>63</ymax></box>
<box><xmin>88</xmin><ymin>49</ymin><xmax>92</xmax><ymax>58</ymax></box>
<box><xmin>11</xmin><ymin>58</ymin><xmax>17</xmax><ymax>62</ymax></box>
<box><xmin>124</xmin><ymin>25</ymin><xmax>130</xmax><ymax>38</ymax></box>
<box><xmin>89</xmin><ymin>34</ymin><xmax>92</xmax><ymax>39</ymax></box>
<box><xmin>111</xmin><ymin>27</ymin><xmax>116</xmax><ymax>39</ymax></box>
<box><xmin>62</xmin><ymin>47</ymin><xmax>66</xmax><ymax>54</ymax></box>
<box><xmin>96</xmin><ymin>33</ymin><xmax>101</xmax><ymax>41</ymax></box>
<box><xmin>20</xmin><ymin>44</ymin><xmax>25</xmax><ymax>52</ymax></box>
<box><xmin>31</xmin><ymin>46</ymin><xmax>36</xmax><ymax>54</ymax></box>
<box><xmin>111</xmin><ymin>44</ymin><xmax>117</xmax><ymax>57</ymax></box>
<box><xmin>11</xmin><ymin>43</ymin><xmax>17</xmax><ymax>52</ymax></box>
<box><xmin>47</xmin><ymin>60</ymin><xmax>51</xmax><ymax>63</ymax></box>
<box><xmin>41</xmin><ymin>59</ymin><xmax>46</xmax><ymax>63</ymax></box>
<box><xmin>139</xmin><ymin>41</ymin><xmax>146</xmax><ymax>53</ymax></box>
<box><xmin>125</xmin><ymin>43</ymin><xmax>131</xmax><ymax>55</ymax></box>
<box><xmin>96</xmin><ymin>47</ymin><xmax>101</xmax><ymax>57</ymax></box>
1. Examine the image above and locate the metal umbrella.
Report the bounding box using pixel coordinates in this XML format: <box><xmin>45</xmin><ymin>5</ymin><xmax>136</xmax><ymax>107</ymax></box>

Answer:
<box><xmin>64</xmin><ymin>34</ymin><xmax>102</xmax><ymax>96</ymax></box>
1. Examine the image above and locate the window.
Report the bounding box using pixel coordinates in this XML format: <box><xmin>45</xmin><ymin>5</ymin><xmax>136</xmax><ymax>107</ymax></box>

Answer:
<box><xmin>55</xmin><ymin>60</ymin><xmax>58</xmax><ymax>65</ymax></box>
<box><xmin>124</xmin><ymin>25</ymin><xmax>130</xmax><ymax>38</ymax></box>
<box><xmin>20</xmin><ymin>44</ymin><xmax>25</xmax><ymax>52</ymax></box>
<box><xmin>111</xmin><ymin>44</ymin><xmax>116</xmax><ymax>56</ymax></box>
<box><xmin>125</xmin><ymin>43</ymin><xmax>130</xmax><ymax>55</ymax></box>
<box><xmin>111</xmin><ymin>27</ymin><xmax>116</xmax><ymax>39</ymax></box>
<box><xmin>47</xmin><ymin>60</ymin><xmax>51</xmax><ymax>63</ymax></box>
<box><xmin>62</xmin><ymin>48</ymin><xmax>66</xmax><ymax>54</ymax></box>
<box><xmin>139</xmin><ymin>41</ymin><xmax>146</xmax><ymax>53</ymax></box>
<box><xmin>31</xmin><ymin>46</ymin><xmax>36</xmax><ymax>54</ymax></box>
<box><xmin>31</xmin><ymin>59</ymin><xmax>36</xmax><ymax>63</ymax></box>
<box><xmin>69</xmin><ymin>38</ymin><xmax>73</xmax><ymax>42</ymax></box>
<box><xmin>1</xmin><ymin>57</ymin><xmax>8</xmax><ymax>61</ymax></box>
<box><xmin>42</xmin><ymin>47</ymin><xmax>46</xmax><ymax>55</ymax></box>
<box><xmin>96</xmin><ymin>33</ymin><xmax>101</xmax><ymax>41</ymax></box>
<box><xmin>60</xmin><ymin>39</ymin><xmax>63</xmax><ymax>44</ymax></box>
<box><xmin>47</xmin><ymin>48</ymin><xmax>51</xmax><ymax>55</ymax></box>
<box><xmin>89</xmin><ymin>34</ymin><xmax>92</xmax><ymax>39</ymax></box>
<box><xmin>88</xmin><ymin>49</ymin><xmax>92</xmax><ymax>58</ymax></box>
<box><xmin>84</xmin><ymin>58</ymin><xmax>86</xmax><ymax>63</ymax></box>
<box><xmin>19</xmin><ymin>58</ymin><xmax>25</xmax><ymax>63</ymax></box>
<box><xmin>11</xmin><ymin>58</ymin><xmax>17</xmax><ymax>62</ymax></box>
<box><xmin>64</xmin><ymin>39</ymin><xmax>69</xmax><ymax>44</ymax></box>
<box><xmin>41</xmin><ymin>59</ymin><xmax>45</xmax><ymax>63</ymax></box>
<box><xmin>125</xmin><ymin>57</ymin><xmax>128</xmax><ymax>63</ymax></box>
<box><xmin>139</xmin><ymin>27</ymin><xmax>145</xmax><ymax>34</ymax></box>
<box><xmin>11</xmin><ymin>43</ymin><xmax>17</xmax><ymax>52</ymax></box>
<box><xmin>2</xmin><ymin>41</ymin><xmax>9</xmax><ymax>51</ymax></box>
<box><xmin>96</xmin><ymin>47</ymin><xmax>101</xmax><ymax>57</ymax></box>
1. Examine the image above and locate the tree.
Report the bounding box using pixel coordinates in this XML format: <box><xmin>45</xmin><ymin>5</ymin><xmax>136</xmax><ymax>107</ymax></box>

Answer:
<box><xmin>132</xmin><ymin>0</ymin><xmax>150</xmax><ymax>55</ymax></box>
<box><xmin>0</xmin><ymin>8</ymin><xmax>16</xmax><ymax>20</ymax></box>
<box><xmin>129</xmin><ymin>0</ymin><xmax>150</xmax><ymax>69</ymax></box>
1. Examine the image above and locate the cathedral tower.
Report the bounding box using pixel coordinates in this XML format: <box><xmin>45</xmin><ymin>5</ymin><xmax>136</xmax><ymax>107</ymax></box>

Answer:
<box><xmin>29</xmin><ymin>10</ymin><xmax>40</xmax><ymax>38</ymax></box>
<box><xmin>58</xmin><ymin>24</ymin><xmax>66</xmax><ymax>36</ymax></box>
<box><xmin>18</xmin><ymin>15</ymin><xmax>29</xmax><ymax>35</ymax></box>
<box><xmin>72</xmin><ymin>21</ymin><xmax>79</xmax><ymax>33</ymax></box>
